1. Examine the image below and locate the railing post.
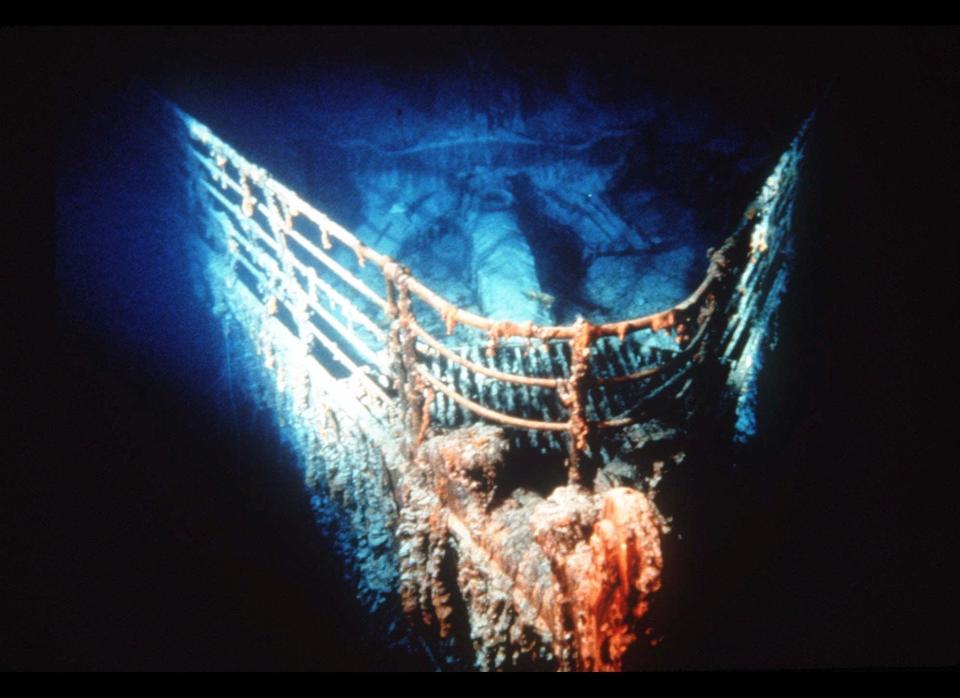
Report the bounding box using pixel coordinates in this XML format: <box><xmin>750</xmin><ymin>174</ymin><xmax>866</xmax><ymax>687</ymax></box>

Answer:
<box><xmin>384</xmin><ymin>260</ymin><xmax>425</xmax><ymax>456</ymax></box>
<box><xmin>560</xmin><ymin>317</ymin><xmax>597</xmax><ymax>485</ymax></box>
<box><xmin>397</xmin><ymin>273</ymin><xmax>425</xmax><ymax>448</ymax></box>
<box><xmin>383</xmin><ymin>260</ymin><xmax>406</xmax><ymax>396</ymax></box>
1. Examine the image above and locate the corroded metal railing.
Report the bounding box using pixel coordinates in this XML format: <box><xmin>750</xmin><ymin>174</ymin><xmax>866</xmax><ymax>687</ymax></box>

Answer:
<box><xmin>182</xmin><ymin>110</ymin><xmax>807</xmax><ymax>480</ymax></box>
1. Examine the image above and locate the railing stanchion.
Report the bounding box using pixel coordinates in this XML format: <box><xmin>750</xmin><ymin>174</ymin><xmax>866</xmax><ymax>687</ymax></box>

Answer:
<box><xmin>384</xmin><ymin>260</ymin><xmax>425</xmax><ymax>454</ymax></box>
<box><xmin>383</xmin><ymin>260</ymin><xmax>405</xmax><ymax>396</ymax></box>
<box><xmin>396</xmin><ymin>272</ymin><xmax>425</xmax><ymax>449</ymax></box>
<box><xmin>560</xmin><ymin>317</ymin><xmax>599</xmax><ymax>485</ymax></box>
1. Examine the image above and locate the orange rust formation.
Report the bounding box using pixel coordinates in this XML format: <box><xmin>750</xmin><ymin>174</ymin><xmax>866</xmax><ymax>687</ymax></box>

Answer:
<box><xmin>567</xmin><ymin>488</ymin><xmax>663</xmax><ymax>671</ymax></box>
<box><xmin>416</xmin><ymin>383</ymin><xmax>436</xmax><ymax>448</ymax></box>
<box><xmin>399</xmin><ymin>426</ymin><xmax>668</xmax><ymax>671</ymax></box>
<box><xmin>442</xmin><ymin>304</ymin><xmax>459</xmax><ymax>335</ymax></box>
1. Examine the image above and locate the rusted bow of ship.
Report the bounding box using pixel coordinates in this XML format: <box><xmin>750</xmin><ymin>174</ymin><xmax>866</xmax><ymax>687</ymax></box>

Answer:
<box><xmin>180</xmin><ymin>107</ymin><xmax>811</xmax><ymax>671</ymax></box>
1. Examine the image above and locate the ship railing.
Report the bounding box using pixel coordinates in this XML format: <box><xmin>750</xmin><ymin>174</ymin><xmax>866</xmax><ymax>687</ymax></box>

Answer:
<box><xmin>181</xmin><ymin>109</ymin><xmax>800</xmax><ymax>479</ymax></box>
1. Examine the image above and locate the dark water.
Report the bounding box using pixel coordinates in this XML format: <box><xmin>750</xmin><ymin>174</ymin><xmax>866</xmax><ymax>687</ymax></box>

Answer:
<box><xmin>9</xmin><ymin>27</ymin><xmax>959</xmax><ymax>670</ymax></box>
